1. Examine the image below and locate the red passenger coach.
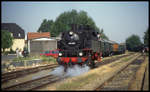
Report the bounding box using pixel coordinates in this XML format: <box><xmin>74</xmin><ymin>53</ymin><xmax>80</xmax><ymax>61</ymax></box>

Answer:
<box><xmin>40</xmin><ymin>50</ymin><xmax>59</xmax><ymax>58</ymax></box>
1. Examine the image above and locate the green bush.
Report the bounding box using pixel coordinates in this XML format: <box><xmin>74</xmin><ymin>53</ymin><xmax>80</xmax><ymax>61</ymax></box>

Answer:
<box><xmin>4</xmin><ymin>51</ymin><xmax>9</xmax><ymax>55</ymax></box>
<box><xmin>41</xmin><ymin>56</ymin><xmax>56</xmax><ymax>63</ymax></box>
<box><xmin>9</xmin><ymin>48</ymin><xmax>16</xmax><ymax>54</ymax></box>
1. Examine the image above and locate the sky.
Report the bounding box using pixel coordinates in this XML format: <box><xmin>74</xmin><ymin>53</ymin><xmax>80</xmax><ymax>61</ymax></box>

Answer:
<box><xmin>2</xmin><ymin>1</ymin><xmax>149</xmax><ymax>43</ymax></box>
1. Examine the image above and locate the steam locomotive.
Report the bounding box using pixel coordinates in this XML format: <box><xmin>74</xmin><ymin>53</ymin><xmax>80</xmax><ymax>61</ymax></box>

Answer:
<box><xmin>57</xmin><ymin>24</ymin><xmax>126</xmax><ymax>72</ymax></box>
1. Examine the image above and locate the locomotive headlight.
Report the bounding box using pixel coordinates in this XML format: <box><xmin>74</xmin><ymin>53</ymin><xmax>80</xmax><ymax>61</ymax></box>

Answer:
<box><xmin>59</xmin><ymin>53</ymin><xmax>62</xmax><ymax>56</ymax></box>
<box><xmin>74</xmin><ymin>34</ymin><xmax>79</xmax><ymax>40</ymax></box>
<box><xmin>79</xmin><ymin>52</ymin><xmax>83</xmax><ymax>56</ymax></box>
<box><xmin>69</xmin><ymin>31</ymin><xmax>73</xmax><ymax>35</ymax></box>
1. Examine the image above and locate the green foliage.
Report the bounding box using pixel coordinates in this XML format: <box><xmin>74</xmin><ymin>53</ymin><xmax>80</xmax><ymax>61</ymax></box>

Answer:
<box><xmin>37</xmin><ymin>19</ymin><xmax>54</xmax><ymax>33</ymax></box>
<box><xmin>1</xmin><ymin>30</ymin><xmax>14</xmax><ymax>52</ymax></box>
<box><xmin>4</xmin><ymin>51</ymin><xmax>9</xmax><ymax>55</ymax></box>
<box><xmin>9</xmin><ymin>48</ymin><xmax>16</xmax><ymax>54</ymax></box>
<box><xmin>52</xmin><ymin>9</ymin><xmax>98</xmax><ymax>36</ymax></box>
<box><xmin>41</xmin><ymin>56</ymin><xmax>56</xmax><ymax>63</ymax></box>
<box><xmin>99</xmin><ymin>28</ymin><xmax>109</xmax><ymax>40</ymax></box>
<box><xmin>143</xmin><ymin>28</ymin><xmax>149</xmax><ymax>46</ymax></box>
<box><xmin>126</xmin><ymin>34</ymin><xmax>142</xmax><ymax>51</ymax></box>
<box><xmin>37</xmin><ymin>9</ymin><xmax>109</xmax><ymax>39</ymax></box>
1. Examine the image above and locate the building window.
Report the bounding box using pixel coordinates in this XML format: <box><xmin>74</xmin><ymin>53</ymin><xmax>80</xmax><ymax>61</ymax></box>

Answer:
<box><xmin>18</xmin><ymin>33</ymin><xmax>21</xmax><ymax>37</ymax></box>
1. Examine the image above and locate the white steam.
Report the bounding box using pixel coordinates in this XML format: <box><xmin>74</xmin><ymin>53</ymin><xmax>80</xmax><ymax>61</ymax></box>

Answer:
<box><xmin>66</xmin><ymin>65</ymin><xmax>90</xmax><ymax>77</ymax></box>
<box><xmin>50</xmin><ymin>65</ymin><xmax>65</xmax><ymax>77</ymax></box>
<box><xmin>50</xmin><ymin>65</ymin><xmax>90</xmax><ymax>77</ymax></box>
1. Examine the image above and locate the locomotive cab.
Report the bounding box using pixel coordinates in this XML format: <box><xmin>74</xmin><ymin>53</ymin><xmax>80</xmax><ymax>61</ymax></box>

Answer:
<box><xmin>57</xmin><ymin>24</ymin><xmax>102</xmax><ymax>72</ymax></box>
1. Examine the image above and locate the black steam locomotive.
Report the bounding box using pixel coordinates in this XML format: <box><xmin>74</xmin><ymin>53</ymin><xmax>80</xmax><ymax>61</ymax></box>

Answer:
<box><xmin>56</xmin><ymin>24</ymin><xmax>126</xmax><ymax>72</ymax></box>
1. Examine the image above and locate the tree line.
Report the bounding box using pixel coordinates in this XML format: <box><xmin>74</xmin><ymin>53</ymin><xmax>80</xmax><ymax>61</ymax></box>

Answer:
<box><xmin>37</xmin><ymin>9</ymin><xmax>109</xmax><ymax>40</ymax></box>
<box><xmin>125</xmin><ymin>28</ymin><xmax>149</xmax><ymax>51</ymax></box>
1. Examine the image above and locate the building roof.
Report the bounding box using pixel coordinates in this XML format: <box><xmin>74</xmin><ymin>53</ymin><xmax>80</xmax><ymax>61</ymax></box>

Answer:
<box><xmin>99</xmin><ymin>39</ymin><xmax>118</xmax><ymax>44</ymax></box>
<box><xmin>107</xmin><ymin>40</ymin><xmax>118</xmax><ymax>44</ymax></box>
<box><xmin>27</xmin><ymin>32</ymin><xmax>50</xmax><ymax>40</ymax></box>
<box><xmin>120</xmin><ymin>43</ymin><xmax>126</xmax><ymax>45</ymax></box>
<box><xmin>1</xmin><ymin>23</ymin><xmax>25</xmax><ymax>39</ymax></box>
<box><xmin>32</xmin><ymin>38</ymin><xmax>56</xmax><ymax>41</ymax></box>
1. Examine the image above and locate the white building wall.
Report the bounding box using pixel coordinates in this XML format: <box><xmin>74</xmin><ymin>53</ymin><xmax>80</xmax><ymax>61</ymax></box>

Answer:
<box><xmin>28</xmin><ymin>40</ymin><xmax>30</xmax><ymax>53</ymax></box>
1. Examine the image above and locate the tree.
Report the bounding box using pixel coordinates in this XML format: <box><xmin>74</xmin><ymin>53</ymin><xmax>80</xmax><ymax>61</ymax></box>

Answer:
<box><xmin>37</xmin><ymin>9</ymin><xmax>109</xmax><ymax>39</ymax></box>
<box><xmin>143</xmin><ymin>28</ymin><xmax>149</xmax><ymax>46</ymax></box>
<box><xmin>1</xmin><ymin>30</ymin><xmax>14</xmax><ymax>52</ymax></box>
<box><xmin>126</xmin><ymin>34</ymin><xmax>142</xmax><ymax>51</ymax></box>
<box><xmin>50</xmin><ymin>9</ymin><xmax>102</xmax><ymax>37</ymax></box>
<box><xmin>99</xmin><ymin>28</ymin><xmax>109</xmax><ymax>40</ymax></box>
<box><xmin>78</xmin><ymin>10</ymin><xmax>95</xmax><ymax>29</ymax></box>
<box><xmin>37</xmin><ymin>19</ymin><xmax>54</xmax><ymax>33</ymax></box>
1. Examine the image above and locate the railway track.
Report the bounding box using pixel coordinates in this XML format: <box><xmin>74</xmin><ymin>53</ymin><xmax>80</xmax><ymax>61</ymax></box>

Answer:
<box><xmin>2</xmin><ymin>64</ymin><xmax>58</xmax><ymax>83</ymax></box>
<box><xmin>3</xmin><ymin>74</ymin><xmax>65</xmax><ymax>90</ymax></box>
<box><xmin>95</xmin><ymin>54</ymin><xmax>146</xmax><ymax>91</ymax></box>
<box><xmin>2</xmin><ymin>53</ymin><xmax>135</xmax><ymax>91</ymax></box>
<box><xmin>95</xmin><ymin>53</ymin><xmax>132</xmax><ymax>68</ymax></box>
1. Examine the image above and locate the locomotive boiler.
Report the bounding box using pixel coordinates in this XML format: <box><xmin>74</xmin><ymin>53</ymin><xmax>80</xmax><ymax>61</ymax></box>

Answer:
<box><xmin>57</xmin><ymin>24</ymin><xmax>102</xmax><ymax>72</ymax></box>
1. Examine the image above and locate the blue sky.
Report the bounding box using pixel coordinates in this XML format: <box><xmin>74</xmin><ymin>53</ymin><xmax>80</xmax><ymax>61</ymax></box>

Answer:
<box><xmin>2</xmin><ymin>1</ymin><xmax>149</xmax><ymax>43</ymax></box>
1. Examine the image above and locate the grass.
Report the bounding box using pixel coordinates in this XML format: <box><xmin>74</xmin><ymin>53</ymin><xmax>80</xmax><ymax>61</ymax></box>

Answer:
<box><xmin>56</xmin><ymin>73</ymin><xmax>98</xmax><ymax>90</ymax></box>
<box><xmin>12</xmin><ymin>57</ymin><xmax>35</xmax><ymax>62</ymax></box>
<box><xmin>122</xmin><ymin>57</ymin><xmax>131</xmax><ymax>62</ymax></box>
<box><xmin>122</xmin><ymin>53</ymin><xmax>138</xmax><ymax>62</ymax></box>
<box><xmin>40</xmin><ymin>56</ymin><xmax>57</xmax><ymax>63</ymax></box>
<box><xmin>146</xmin><ymin>52</ymin><xmax>149</xmax><ymax>56</ymax></box>
<box><xmin>12</xmin><ymin>55</ymin><xmax>57</xmax><ymax>64</ymax></box>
